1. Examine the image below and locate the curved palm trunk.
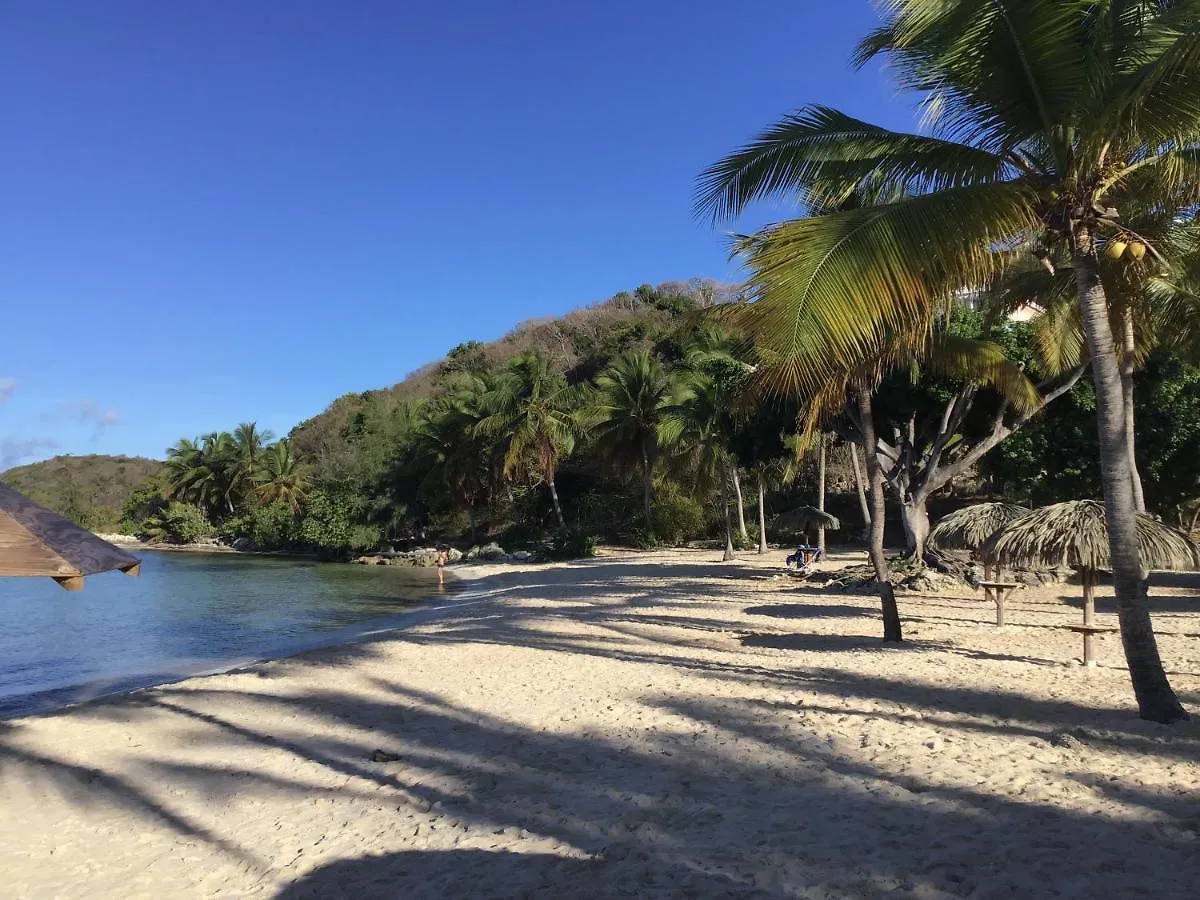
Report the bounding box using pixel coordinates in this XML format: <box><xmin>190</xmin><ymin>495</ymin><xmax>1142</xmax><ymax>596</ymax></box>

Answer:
<box><xmin>757</xmin><ymin>474</ymin><xmax>768</xmax><ymax>554</ymax></box>
<box><xmin>547</xmin><ymin>475</ymin><xmax>566</xmax><ymax>532</ymax></box>
<box><xmin>817</xmin><ymin>437</ymin><xmax>827</xmax><ymax>554</ymax></box>
<box><xmin>857</xmin><ymin>390</ymin><xmax>902</xmax><ymax>642</ymax></box>
<box><xmin>732</xmin><ymin>469</ymin><xmax>749</xmax><ymax>543</ymax></box>
<box><xmin>721</xmin><ymin>464</ymin><xmax>735</xmax><ymax>562</ymax></box>
<box><xmin>1120</xmin><ymin>306</ymin><xmax>1147</xmax><ymax>513</ymax></box>
<box><xmin>1073</xmin><ymin>239</ymin><xmax>1183</xmax><ymax>723</ymax></box>
<box><xmin>851</xmin><ymin>443</ymin><xmax>871</xmax><ymax>538</ymax></box>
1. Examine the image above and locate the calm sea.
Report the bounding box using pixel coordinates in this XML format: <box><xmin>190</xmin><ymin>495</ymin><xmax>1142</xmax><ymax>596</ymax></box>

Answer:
<box><xmin>0</xmin><ymin>550</ymin><xmax>459</xmax><ymax>717</ymax></box>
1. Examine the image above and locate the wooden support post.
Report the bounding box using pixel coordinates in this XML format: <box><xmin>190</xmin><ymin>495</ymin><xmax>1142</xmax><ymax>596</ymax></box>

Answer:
<box><xmin>1083</xmin><ymin>630</ymin><xmax>1097</xmax><ymax>668</ymax></box>
<box><xmin>53</xmin><ymin>575</ymin><xmax>84</xmax><ymax>592</ymax></box>
<box><xmin>1082</xmin><ymin>568</ymin><xmax>1095</xmax><ymax>626</ymax></box>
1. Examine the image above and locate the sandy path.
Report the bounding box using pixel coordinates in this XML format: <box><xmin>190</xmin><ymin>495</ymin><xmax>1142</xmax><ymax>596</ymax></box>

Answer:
<box><xmin>1</xmin><ymin>549</ymin><xmax>1197</xmax><ymax>898</ymax></box>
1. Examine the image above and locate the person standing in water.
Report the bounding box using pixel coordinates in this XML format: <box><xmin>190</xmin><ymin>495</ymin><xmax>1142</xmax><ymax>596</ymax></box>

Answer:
<box><xmin>436</xmin><ymin>547</ymin><xmax>448</xmax><ymax>586</ymax></box>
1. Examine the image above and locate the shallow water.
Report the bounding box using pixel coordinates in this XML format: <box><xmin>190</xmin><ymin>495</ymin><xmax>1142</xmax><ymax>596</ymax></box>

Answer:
<box><xmin>0</xmin><ymin>551</ymin><xmax>457</xmax><ymax>717</ymax></box>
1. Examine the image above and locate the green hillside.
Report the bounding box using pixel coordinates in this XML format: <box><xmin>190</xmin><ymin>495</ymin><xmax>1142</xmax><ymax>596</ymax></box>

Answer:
<box><xmin>289</xmin><ymin>279</ymin><xmax>742</xmax><ymax>483</ymax></box>
<box><xmin>1</xmin><ymin>454</ymin><xmax>163</xmax><ymax>532</ymax></box>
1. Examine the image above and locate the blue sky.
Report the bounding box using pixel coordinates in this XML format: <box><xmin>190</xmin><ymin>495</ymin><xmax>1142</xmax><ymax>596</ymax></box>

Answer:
<box><xmin>0</xmin><ymin>0</ymin><xmax>913</xmax><ymax>467</ymax></box>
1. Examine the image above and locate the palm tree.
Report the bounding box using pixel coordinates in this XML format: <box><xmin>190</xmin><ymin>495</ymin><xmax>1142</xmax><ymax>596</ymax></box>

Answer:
<box><xmin>165</xmin><ymin>432</ymin><xmax>238</xmax><ymax>519</ymax></box>
<box><xmin>409</xmin><ymin>374</ymin><xmax>503</xmax><ymax>536</ymax></box>
<box><xmin>670</xmin><ymin>372</ymin><xmax>739</xmax><ymax>559</ymax></box>
<box><xmin>477</xmin><ymin>353</ymin><xmax>578</xmax><ymax>531</ymax></box>
<box><xmin>680</xmin><ymin>325</ymin><xmax>754</xmax><ymax>541</ymax></box>
<box><xmin>583</xmin><ymin>350</ymin><xmax>691</xmax><ymax>529</ymax></box>
<box><xmin>257</xmin><ymin>439</ymin><xmax>310</xmax><ymax>512</ymax></box>
<box><xmin>697</xmin><ymin>2</ymin><xmax>1196</xmax><ymax>721</ymax></box>
<box><xmin>231</xmin><ymin>422</ymin><xmax>273</xmax><ymax>504</ymax></box>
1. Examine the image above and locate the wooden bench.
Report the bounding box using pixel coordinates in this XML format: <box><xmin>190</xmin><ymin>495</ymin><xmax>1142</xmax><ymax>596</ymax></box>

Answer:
<box><xmin>1063</xmin><ymin>623</ymin><xmax>1117</xmax><ymax>667</ymax></box>
<box><xmin>978</xmin><ymin>581</ymin><xmax>1019</xmax><ymax>626</ymax></box>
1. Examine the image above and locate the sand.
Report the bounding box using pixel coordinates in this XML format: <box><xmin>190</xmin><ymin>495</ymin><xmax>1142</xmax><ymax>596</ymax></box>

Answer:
<box><xmin>1</xmin><ymin>548</ymin><xmax>1197</xmax><ymax>899</ymax></box>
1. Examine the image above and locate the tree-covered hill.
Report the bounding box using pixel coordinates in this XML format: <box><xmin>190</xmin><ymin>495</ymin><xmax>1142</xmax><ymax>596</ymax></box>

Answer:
<box><xmin>290</xmin><ymin>279</ymin><xmax>743</xmax><ymax>485</ymax></box>
<box><xmin>1</xmin><ymin>454</ymin><xmax>163</xmax><ymax>532</ymax></box>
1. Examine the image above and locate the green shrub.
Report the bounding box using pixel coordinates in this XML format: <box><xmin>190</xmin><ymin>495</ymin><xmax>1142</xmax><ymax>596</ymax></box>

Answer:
<box><xmin>620</xmin><ymin>527</ymin><xmax>662</xmax><ymax>550</ymax></box>
<box><xmin>498</xmin><ymin>521</ymin><xmax>544</xmax><ymax>550</ymax></box>
<box><xmin>295</xmin><ymin>489</ymin><xmax>381</xmax><ymax>554</ymax></box>
<box><xmin>549</xmin><ymin>531</ymin><xmax>599</xmax><ymax>560</ymax></box>
<box><xmin>649</xmin><ymin>489</ymin><xmax>706</xmax><ymax>546</ymax></box>
<box><xmin>735</xmin><ymin>523</ymin><xmax>761</xmax><ymax>550</ymax></box>
<box><xmin>222</xmin><ymin>500</ymin><xmax>299</xmax><ymax>548</ymax></box>
<box><xmin>139</xmin><ymin>503</ymin><xmax>214</xmax><ymax>544</ymax></box>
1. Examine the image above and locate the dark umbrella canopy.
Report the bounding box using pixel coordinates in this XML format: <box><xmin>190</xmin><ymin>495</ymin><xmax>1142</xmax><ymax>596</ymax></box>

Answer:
<box><xmin>772</xmin><ymin>506</ymin><xmax>841</xmax><ymax>533</ymax></box>
<box><xmin>930</xmin><ymin>502</ymin><xmax>1031</xmax><ymax>552</ymax></box>
<box><xmin>0</xmin><ymin>482</ymin><xmax>141</xmax><ymax>590</ymax></box>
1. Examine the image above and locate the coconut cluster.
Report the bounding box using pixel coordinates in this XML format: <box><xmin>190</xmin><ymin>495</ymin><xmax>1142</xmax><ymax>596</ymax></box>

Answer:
<box><xmin>1105</xmin><ymin>238</ymin><xmax>1146</xmax><ymax>261</ymax></box>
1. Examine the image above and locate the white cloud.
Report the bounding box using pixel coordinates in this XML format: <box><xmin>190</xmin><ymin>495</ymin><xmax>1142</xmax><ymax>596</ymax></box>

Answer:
<box><xmin>0</xmin><ymin>438</ymin><xmax>60</xmax><ymax>471</ymax></box>
<box><xmin>56</xmin><ymin>400</ymin><xmax>122</xmax><ymax>434</ymax></box>
<box><xmin>0</xmin><ymin>377</ymin><xmax>16</xmax><ymax>404</ymax></box>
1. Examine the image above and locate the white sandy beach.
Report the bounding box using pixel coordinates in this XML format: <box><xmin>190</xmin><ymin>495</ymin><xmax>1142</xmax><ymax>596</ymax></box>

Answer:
<box><xmin>1</xmin><ymin>548</ymin><xmax>1198</xmax><ymax>899</ymax></box>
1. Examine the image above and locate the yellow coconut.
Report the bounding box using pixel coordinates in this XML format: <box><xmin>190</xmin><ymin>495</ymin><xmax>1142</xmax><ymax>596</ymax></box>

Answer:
<box><xmin>1106</xmin><ymin>240</ymin><xmax>1128</xmax><ymax>260</ymax></box>
<box><xmin>1127</xmin><ymin>241</ymin><xmax>1147</xmax><ymax>260</ymax></box>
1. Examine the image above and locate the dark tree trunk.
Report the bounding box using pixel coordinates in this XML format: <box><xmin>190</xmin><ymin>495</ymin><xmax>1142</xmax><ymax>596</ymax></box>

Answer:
<box><xmin>817</xmin><ymin>436</ymin><xmax>827</xmax><ymax>554</ymax></box>
<box><xmin>857</xmin><ymin>390</ymin><xmax>902</xmax><ymax>642</ymax></box>
<box><xmin>1073</xmin><ymin>235</ymin><xmax>1184</xmax><ymax>722</ymax></box>
<box><xmin>1120</xmin><ymin>305</ymin><xmax>1147</xmax><ymax>513</ymax></box>
<box><xmin>547</xmin><ymin>476</ymin><xmax>566</xmax><ymax>532</ymax></box>
<box><xmin>851</xmin><ymin>443</ymin><xmax>871</xmax><ymax>537</ymax></box>
<box><xmin>641</xmin><ymin>445</ymin><xmax>653</xmax><ymax>531</ymax></box>
<box><xmin>757</xmin><ymin>474</ymin><xmax>768</xmax><ymax>554</ymax></box>
<box><xmin>900</xmin><ymin>494</ymin><xmax>930</xmax><ymax>561</ymax></box>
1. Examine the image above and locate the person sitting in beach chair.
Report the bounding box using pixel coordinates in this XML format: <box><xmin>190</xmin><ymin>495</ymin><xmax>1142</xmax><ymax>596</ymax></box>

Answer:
<box><xmin>786</xmin><ymin>544</ymin><xmax>823</xmax><ymax>572</ymax></box>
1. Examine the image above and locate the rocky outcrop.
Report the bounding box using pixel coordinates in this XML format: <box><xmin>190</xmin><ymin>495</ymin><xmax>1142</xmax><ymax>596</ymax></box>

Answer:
<box><xmin>353</xmin><ymin>547</ymin><xmax>464</xmax><ymax>567</ymax></box>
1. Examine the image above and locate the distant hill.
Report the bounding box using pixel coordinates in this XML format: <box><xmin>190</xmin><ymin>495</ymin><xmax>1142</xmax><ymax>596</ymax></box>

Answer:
<box><xmin>1</xmin><ymin>454</ymin><xmax>163</xmax><ymax>531</ymax></box>
<box><xmin>290</xmin><ymin>277</ymin><xmax>742</xmax><ymax>480</ymax></box>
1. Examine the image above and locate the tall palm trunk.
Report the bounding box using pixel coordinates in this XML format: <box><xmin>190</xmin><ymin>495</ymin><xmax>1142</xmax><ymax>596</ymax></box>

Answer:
<box><xmin>641</xmin><ymin>445</ymin><xmax>653</xmax><ymax>530</ymax></box>
<box><xmin>721</xmin><ymin>463</ymin><xmax>735</xmax><ymax>562</ymax></box>
<box><xmin>856</xmin><ymin>389</ymin><xmax>902</xmax><ymax>642</ymax></box>
<box><xmin>1120</xmin><ymin>306</ymin><xmax>1146</xmax><ymax>513</ymax></box>
<box><xmin>547</xmin><ymin>475</ymin><xmax>566</xmax><ymax>532</ymax></box>
<box><xmin>732</xmin><ymin>469</ymin><xmax>749</xmax><ymax>543</ymax></box>
<box><xmin>817</xmin><ymin>436</ymin><xmax>827</xmax><ymax>554</ymax></box>
<box><xmin>1073</xmin><ymin>234</ymin><xmax>1183</xmax><ymax>723</ymax></box>
<box><xmin>851</xmin><ymin>443</ymin><xmax>871</xmax><ymax>538</ymax></box>
<box><xmin>757</xmin><ymin>474</ymin><xmax>768</xmax><ymax>554</ymax></box>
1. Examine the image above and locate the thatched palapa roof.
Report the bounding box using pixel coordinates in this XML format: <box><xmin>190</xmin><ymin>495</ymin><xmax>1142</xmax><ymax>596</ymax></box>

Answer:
<box><xmin>929</xmin><ymin>502</ymin><xmax>1030</xmax><ymax>551</ymax></box>
<box><xmin>772</xmin><ymin>505</ymin><xmax>841</xmax><ymax>533</ymax></box>
<box><xmin>0</xmin><ymin>482</ymin><xmax>141</xmax><ymax>590</ymax></box>
<box><xmin>980</xmin><ymin>500</ymin><xmax>1199</xmax><ymax>573</ymax></box>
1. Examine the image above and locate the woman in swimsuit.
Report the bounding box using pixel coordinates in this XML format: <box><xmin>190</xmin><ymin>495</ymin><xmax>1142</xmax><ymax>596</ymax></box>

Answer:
<box><xmin>436</xmin><ymin>547</ymin><xmax>448</xmax><ymax>586</ymax></box>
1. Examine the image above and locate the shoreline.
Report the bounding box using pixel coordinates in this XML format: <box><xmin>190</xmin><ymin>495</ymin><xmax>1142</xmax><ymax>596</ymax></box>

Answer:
<box><xmin>3</xmin><ymin>549</ymin><xmax>1197</xmax><ymax>898</ymax></box>
<box><xmin>1</xmin><ymin>566</ymin><xmax>494</xmax><ymax>721</ymax></box>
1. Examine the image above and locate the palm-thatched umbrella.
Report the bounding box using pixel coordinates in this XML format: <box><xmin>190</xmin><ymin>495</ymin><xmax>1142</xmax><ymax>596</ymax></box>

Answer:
<box><xmin>0</xmin><ymin>482</ymin><xmax>140</xmax><ymax>591</ymax></box>
<box><xmin>981</xmin><ymin>500</ymin><xmax>1199</xmax><ymax>665</ymax></box>
<box><xmin>772</xmin><ymin>505</ymin><xmax>841</xmax><ymax>545</ymax></box>
<box><xmin>930</xmin><ymin>502</ymin><xmax>1030</xmax><ymax>579</ymax></box>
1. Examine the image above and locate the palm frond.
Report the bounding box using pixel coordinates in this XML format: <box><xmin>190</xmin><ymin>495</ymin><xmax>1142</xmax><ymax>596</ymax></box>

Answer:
<box><xmin>694</xmin><ymin>105</ymin><xmax>1011</xmax><ymax>221</ymax></box>
<box><xmin>922</xmin><ymin>333</ymin><xmax>1042</xmax><ymax>413</ymax></box>
<box><xmin>730</xmin><ymin>182</ymin><xmax>1040</xmax><ymax>399</ymax></box>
